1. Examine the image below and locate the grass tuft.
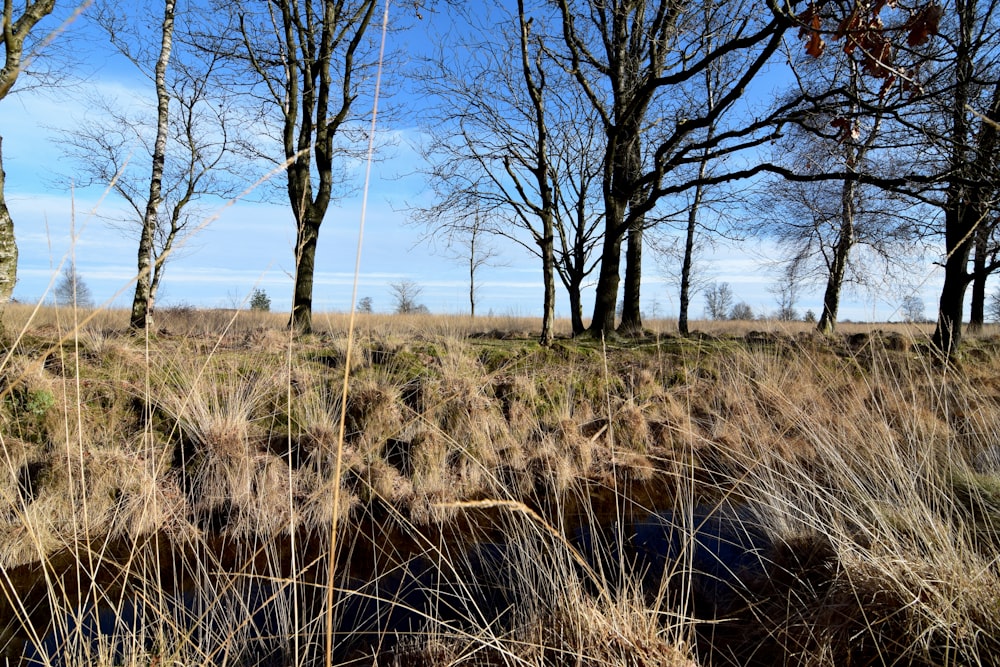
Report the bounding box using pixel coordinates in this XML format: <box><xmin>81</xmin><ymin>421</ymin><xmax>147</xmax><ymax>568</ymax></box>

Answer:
<box><xmin>1</xmin><ymin>306</ymin><xmax>998</xmax><ymax>665</ymax></box>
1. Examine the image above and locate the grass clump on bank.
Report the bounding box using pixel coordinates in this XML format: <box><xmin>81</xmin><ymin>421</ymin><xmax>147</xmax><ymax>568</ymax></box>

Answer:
<box><xmin>0</xmin><ymin>304</ymin><xmax>998</xmax><ymax>665</ymax></box>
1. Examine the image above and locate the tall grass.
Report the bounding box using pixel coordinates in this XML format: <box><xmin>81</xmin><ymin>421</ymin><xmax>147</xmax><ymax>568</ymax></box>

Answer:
<box><xmin>1</xmin><ymin>304</ymin><xmax>999</xmax><ymax>665</ymax></box>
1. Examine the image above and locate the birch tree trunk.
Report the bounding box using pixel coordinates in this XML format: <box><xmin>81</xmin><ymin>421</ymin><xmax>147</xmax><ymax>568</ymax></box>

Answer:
<box><xmin>130</xmin><ymin>0</ymin><xmax>175</xmax><ymax>331</ymax></box>
<box><xmin>0</xmin><ymin>0</ymin><xmax>58</xmax><ymax>320</ymax></box>
<box><xmin>817</xmin><ymin>178</ymin><xmax>855</xmax><ymax>335</ymax></box>
<box><xmin>0</xmin><ymin>139</ymin><xmax>16</xmax><ymax>305</ymax></box>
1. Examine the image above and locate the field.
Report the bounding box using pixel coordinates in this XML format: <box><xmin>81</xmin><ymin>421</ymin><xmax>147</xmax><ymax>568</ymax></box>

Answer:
<box><xmin>1</xmin><ymin>303</ymin><xmax>999</xmax><ymax>666</ymax></box>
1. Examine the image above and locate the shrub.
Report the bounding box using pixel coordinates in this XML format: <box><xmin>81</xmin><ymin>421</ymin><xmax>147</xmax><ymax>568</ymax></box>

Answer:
<box><xmin>729</xmin><ymin>302</ymin><xmax>754</xmax><ymax>321</ymax></box>
<box><xmin>249</xmin><ymin>288</ymin><xmax>271</xmax><ymax>312</ymax></box>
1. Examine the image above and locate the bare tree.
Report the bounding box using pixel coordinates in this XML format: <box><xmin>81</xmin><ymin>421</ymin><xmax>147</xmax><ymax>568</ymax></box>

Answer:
<box><xmin>551</xmin><ymin>95</ymin><xmax>605</xmax><ymax>335</ymax></box>
<box><xmin>685</xmin><ymin>0</ymin><xmax>994</xmax><ymax>355</ymax></box>
<box><xmin>63</xmin><ymin>1</ymin><xmax>241</xmax><ymax>330</ymax></box>
<box><xmin>389</xmin><ymin>279</ymin><xmax>426</xmax><ymax>315</ymax></box>
<box><xmin>789</xmin><ymin>0</ymin><xmax>1000</xmax><ymax>356</ymax></box>
<box><xmin>549</xmin><ymin>0</ymin><xmax>797</xmax><ymax>337</ymax></box>
<box><xmin>930</xmin><ymin>0</ymin><xmax>1000</xmax><ymax>356</ymax></box>
<box><xmin>704</xmin><ymin>282</ymin><xmax>733</xmax><ymax>320</ymax></box>
<box><xmin>771</xmin><ymin>260</ymin><xmax>802</xmax><ymax>322</ymax></box>
<box><xmin>53</xmin><ymin>262</ymin><xmax>93</xmax><ymax>308</ymax></box>
<box><xmin>0</xmin><ymin>0</ymin><xmax>57</xmax><ymax>309</ymax></box>
<box><xmin>222</xmin><ymin>0</ymin><xmax>381</xmax><ymax>334</ymax></box>
<box><xmin>761</xmin><ymin>126</ymin><xmax>922</xmax><ymax>334</ymax></box>
<box><xmin>901</xmin><ymin>295</ymin><xmax>925</xmax><ymax>323</ymax></box>
<box><xmin>134</xmin><ymin>0</ymin><xmax>175</xmax><ymax>331</ymax></box>
<box><xmin>676</xmin><ymin>0</ymin><xmax>735</xmax><ymax>336</ymax></box>
<box><xmin>764</xmin><ymin>13</ymin><xmax>937</xmax><ymax>336</ymax></box>
<box><xmin>415</xmin><ymin>1</ymin><xmax>603</xmax><ymax>343</ymax></box>
<box><xmin>434</xmin><ymin>210</ymin><xmax>503</xmax><ymax>318</ymax></box>
<box><xmin>988</xmin><ymin>285</ymin><xmax>1000</xmax><ymax>323</ymax></box>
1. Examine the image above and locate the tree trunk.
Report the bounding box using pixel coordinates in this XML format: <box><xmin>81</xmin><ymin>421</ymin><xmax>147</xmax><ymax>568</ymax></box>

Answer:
<box><xmin>817</xmin><ymin>245</ymin><xmax>848</xmax><ymax>335</ymax></box>
<box><xmin>569</xmin><ymin>221</ymin><xmax>588</xmax><ymax>336</ymax></box>
<box><xmin>568</xmin><ymin>279</ymin><xmax>584</xmax><ymax>336</ymax></box>
<box><xmin>558</xmin><ymin>203</ymin><xmax>589</xmax><ymax>336</ymax></box>
<box><xmin>588</xmin><ymin>125</ymin><xmax>633</xmax><ymax>340</ymax></box>
<box><xmin>618</xmin><ymin>219</ymin><xmax>643</xmax><ymax>334</ymax></box>
<box><xmin>290</xmin><ymin>212</ymin><xmax>321</xmax><ymax>333</ymax></box>
<box><xmin>469</xmin><ymin>255</ymin><xmax>476</xmax><ymax>318</ymax></box>
<box><xmin>587</xmin><ymin>215</ymin><xmax>623</xmax><ymax>338</ymax></box>
<box><xmin>966</xmin><ymin>80</ymin><xmax>1000</xmax><ymax>334</ymax></box>
<box><xmin>968</xmin><ymin>221</ymin><xmax>988</xmax><ymax>333</ymax></box>
<box><xmin>468</xmin><ymin>223</ymin><xmax>476</xmax><ymax>317</ymax></box>
<box><xmin>678</xmin><ymin>176</ymin><xmax>708</xmax><ymax>336</ymax></box>
<box><xmin>818</xmin><ymin>179</ymin><xmax>856</xmax><ymax>335</ymax></box>
<box><xmin>932</xmin><ymin>208</ymin><xmax>975</xmax><ymax>356</ymax></box>
<box><xmin>540</xmin><ymin>226</ymin><xmax>556</xmax><ymax>346</ymax></box>
<box><xmin>932</xmin><ymin>0</ymin><xmax>976</xmax><ymax>358</ymax></box>
<box><xmin>130</xmin><ymin>222</ymin><xmax>155</xmax><ymax>330</ymax></box>
<box><xmin>617</xmin><ymin>127</ymin><xmax>645</xmax><ymax>335</ymax></box>
<box><xmin>0</xmin><ymin>139</ymin><xmax>17</xmax><ymax>307</ymax></box>
<box><xmin>130</xmin><ymin>0</ymin><xmax>175</xmax><ymax>331</ymax></box>
<box><xmin>0</xmin><ymin>0</ymin><xmax>59</xmax><ymax>334</ymax></box>
<box><xmin>933</xmin><ymin>268</ymin><xmax>971</xmax><ymax>356</ymax></box>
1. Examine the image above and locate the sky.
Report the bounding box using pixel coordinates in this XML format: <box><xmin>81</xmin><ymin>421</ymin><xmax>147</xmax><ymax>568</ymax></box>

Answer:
<box><xmin>0</xmin><ymin>0</ymin><xmax>948</xmax><ymax>323</ymax></box>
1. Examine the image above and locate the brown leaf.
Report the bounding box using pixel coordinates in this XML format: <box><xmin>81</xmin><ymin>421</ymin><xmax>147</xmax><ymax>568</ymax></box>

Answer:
<box><xmin>835</xmin><ymin>8</ymin><xmax>862</xmax><ymax>41</ymax></box>
<box><xmin>906</xmin><ymin>4</ymin><xmax>942</xmax><ymax>46</ymax></box>
<box><xmin>878</xmin><ymin>74</ymin><xmax>897</xmax><ymax>100</ymax></box>
<box><xmin>799</xmin><ymin>4</ymin><xmax>827</xmax><ymax>58</ymax></box>
<box><xmin>797</xmin><ymin>3</ymin><xmax>819</xmax><ymax>38</ymax></box>
<box><xmin>830</xmin><ymin>116</ymin><xmax>858</xmax><ymax>142</ymax></box>
<box><xmin>859</xmin><ymin>27</ymin><xmax>893</xmax><ymax>78</ymax></box>
<box><xmin>806</xmin><ymin>28</ymin><xmax>826</xmax><ymax>57</ymax></box>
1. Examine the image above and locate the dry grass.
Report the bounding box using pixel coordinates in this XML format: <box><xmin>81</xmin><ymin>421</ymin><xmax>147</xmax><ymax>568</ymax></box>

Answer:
<box><xmin>1</xmin><ymin>304</ymin><xmax>999</xmax><ymax>665</ymax></box>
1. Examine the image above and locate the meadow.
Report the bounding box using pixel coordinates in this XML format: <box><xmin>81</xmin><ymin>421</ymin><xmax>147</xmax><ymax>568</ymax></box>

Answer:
<box><xmin>1</xmin><ymin>303</ymin><xmax>999</xmax><ymax>666</ymax></box>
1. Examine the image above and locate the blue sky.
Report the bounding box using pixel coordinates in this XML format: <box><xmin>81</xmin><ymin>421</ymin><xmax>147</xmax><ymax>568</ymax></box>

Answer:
<box><xmin>0</xmin><ymin>1</ymin><xmax>946</xmax><ymax>322</ymax></box>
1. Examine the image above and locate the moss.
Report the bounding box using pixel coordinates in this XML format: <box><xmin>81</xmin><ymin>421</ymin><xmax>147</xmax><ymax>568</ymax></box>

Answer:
<box><xmin>475</xmin><ymin>340</ymin><xmax>537</xmax><ymax>372</ymax></box>
<box><xmin>949</xmin><ymin>470</ymin><xmax>1000</xmax><ymax>549</ymax></box>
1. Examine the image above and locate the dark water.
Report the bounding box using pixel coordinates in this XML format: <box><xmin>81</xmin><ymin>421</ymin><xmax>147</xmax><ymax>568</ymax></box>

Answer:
<box><xmin>8</xmin><ymin>502</ymin><xmax>776</xmax><ymax>667</ymax></box>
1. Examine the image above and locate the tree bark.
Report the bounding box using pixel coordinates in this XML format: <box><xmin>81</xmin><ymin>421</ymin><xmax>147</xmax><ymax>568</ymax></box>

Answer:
<box><xmin>468</xmin><ymin>249</ymin><xmax>475</xmax><ymax>318</ymax></box>
<box><xmin>933</xmin><ymin>210</ymin><xmax>974</xmax><ymax>355</ymax></box>
<box><xmin>0</xmin><ymin>0</ymin><xmax>58</xmax><ymax>321</ymax></box>
<box><xmin>618</xmin><ymin>219</ymin><xmax>643</xmax><ymax>333</ymax></box>
<box><xmin>567</xmin><ymin>276</ymin><xmax>585</xmax><ymax>336</ymax></box>
<box><xmin>817</xmin><ymin>178</ymin><xmax>856</xmax><ymax>335</ymax></box>
<box><xmin>588</xmin><ymin>119</ymin><xmax>641</xmax><ymax>338</ymax></box>
<box><xmin>678</xmin><ymin>198</ymin><xmax>698</xmax><ymax>336</ymax></box>
<box><xmin>0</xmin><ymin>0</ymin><xmax>57</xmax><ymax>99</ymax></box>
<box><xmin>130</xmin><ymin>0</ymin><xmax>175</xmax><ymax>331</ymax></box>
<box><xmin>540</xmin><ymin>225</ymin><xmax>556</xmax><ymax>345</ymax></box>
<box><xmin>290</xmin><ymin>212</ymin><xmax>321</xmax><ymax>332</ymax></box>
<box><xmin>932</xmin><ymin>0</ymin><xmax>980</xmax><ymax>358</ymax></box>
<box><xmin>588</xmin><ymin>198</ymin><xmax>625</xmax><ymax>337</ymax></box>
<box><xmin>968</xmin><ymin>221</ymin><xmax>988</xmax><ymax>333</ymax></box>
<box><xmin>0</xmin><ymin>139</ymin><xmax>17</xmax><ymax>306</ymax></box>
<box><xmin>679</xmin><ymin>149</ymin><xmax>712</xmax><ymax>336</ymax></box>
